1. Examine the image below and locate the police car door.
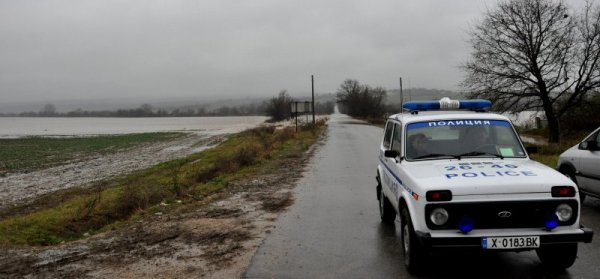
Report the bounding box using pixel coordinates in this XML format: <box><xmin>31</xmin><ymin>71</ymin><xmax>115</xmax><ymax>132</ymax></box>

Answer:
<box><xmin>381</xmin><ymin>121</ymin><xmax>396</xmax><ymax>201</ymax></box>
<box><xmin>384</xmin><ymin>122</ymin><xmax>404</xmax><ymax>208</ymax></box>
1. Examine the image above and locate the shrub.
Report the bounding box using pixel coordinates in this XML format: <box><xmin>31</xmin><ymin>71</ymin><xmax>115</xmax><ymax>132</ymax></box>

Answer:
<box><xmin>265</xmin><ymin>90</ymin><xmax>293</xmax><ymax>122</ymax></box>
<box><xmin>273</xmin><ymin>127</ymin><xmax>296</xmax><ymax>144</ymax></box>
<box><xmin>235</xmin><ymin>142</ymin><xmax>262</xmax><ymax>167</ymax></box>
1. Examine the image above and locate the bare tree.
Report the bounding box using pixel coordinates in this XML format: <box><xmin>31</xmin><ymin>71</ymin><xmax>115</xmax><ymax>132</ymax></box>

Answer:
<box><xmin>40</xmin><ymin>103</ymin><xmax>57</xmax><ymax>116</ymax></box>
<box><xmin>463</xmin><ymin>0</ymin><xmax>600</xmax><ymax>142</ymax></box>
<box><xmin>336</xmin><ymin>79</ymin><xmax>387</xmax><ymax>118</ymax></box>
<box><xmin>336</xmin><ymin>79</ymin><xmax>361</xmax><ymax>116</ymax></box>
<box><xmin>140</xmin><ymin>104</ymin><xmax>153</xmax><ymax>114</ymax></box>
<box><xmin>265</xmin><ymin>90</ymin><xmax>293</xmax><ymax>121</ymax></box>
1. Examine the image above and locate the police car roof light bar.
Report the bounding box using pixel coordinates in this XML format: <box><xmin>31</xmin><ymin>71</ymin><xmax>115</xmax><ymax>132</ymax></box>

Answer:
<box><xmin>402</xmin><ymin>98</ymin><xmax>492</xmax><ymax>112</ymax></box>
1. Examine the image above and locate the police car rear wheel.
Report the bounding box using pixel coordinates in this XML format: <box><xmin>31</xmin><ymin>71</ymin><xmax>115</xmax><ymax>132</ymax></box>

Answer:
<box><xmin>379</xmin><ymin>189</ymin><xmax>396</xmax><ymax>224</ymax></box>
<box><xmin>536</xmin><ymin>243</ymin><xmax>577</xmax><ymax>270</ymax></box>
<box><xmin>401</xmin><ymin>208</ymin><xmax>425</xmax><ymax>273</ymax></box>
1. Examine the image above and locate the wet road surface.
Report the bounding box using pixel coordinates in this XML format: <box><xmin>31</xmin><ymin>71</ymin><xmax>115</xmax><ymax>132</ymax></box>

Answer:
<box><xmin>244</xmin><ymin>113</ymin><xmax>600</xmax><ymax>278</ymax></box>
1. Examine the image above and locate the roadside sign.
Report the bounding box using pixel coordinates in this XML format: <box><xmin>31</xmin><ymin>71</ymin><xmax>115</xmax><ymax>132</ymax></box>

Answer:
<box><xmin>290</xmin><ymin>101</ymin><xmax>313</xmax><ymax>114</ymax></box>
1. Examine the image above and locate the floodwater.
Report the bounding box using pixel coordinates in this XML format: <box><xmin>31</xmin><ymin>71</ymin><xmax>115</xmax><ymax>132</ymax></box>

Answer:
<box><xmin>0</xmin><ymin>116</ymin><xmax>269</xmax><ymax>138</ymax></box>
<box><xmin>503</xmin><ymin>111</ymin><xmax>549</xmax><ymax>145</ymax></box>
<box><xmin>503</xmin><ymin>111</ymin><xmax>544</xmax><ymax>127</ymax></box>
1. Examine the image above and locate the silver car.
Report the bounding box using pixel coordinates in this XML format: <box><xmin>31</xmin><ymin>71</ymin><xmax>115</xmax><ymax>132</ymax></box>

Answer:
<box><xmin>557</xmin><ymin>127</ymin><xmax>600</xmax><ymax>201</ymax></box>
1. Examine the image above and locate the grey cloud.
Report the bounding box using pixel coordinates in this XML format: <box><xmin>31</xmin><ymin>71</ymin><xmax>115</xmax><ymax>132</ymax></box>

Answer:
<box><xmin>0</xmin><ymin>0</ymin><xmax>589</xmax><ymax>104</ymax></box>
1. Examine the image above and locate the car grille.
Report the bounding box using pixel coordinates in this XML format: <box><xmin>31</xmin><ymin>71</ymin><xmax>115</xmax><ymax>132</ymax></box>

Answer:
<box><xmin>425</xmin><ymin>200</ymin><xmax>578</xmax><ymax>230</ymax></box>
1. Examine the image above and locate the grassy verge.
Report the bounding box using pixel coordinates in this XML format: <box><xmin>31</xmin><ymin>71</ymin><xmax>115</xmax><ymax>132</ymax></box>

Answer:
<box><xmin>0</xmin><ymin>120</ymin><xmax>326</xmax><ymax>246</ymax></box>
<box><xmin>529</xmin><ymin>153</ymin><xmax>560</xmax><ymax>168</ymax></box>
<box><xmin>528</xmin><ymin>140</ymin><xmax>579</xmax><ymax>168</ymax></box>
<box><xmin>0</xmin><ymin>133</ymin><xmax>185</xmax><ymax>175</ymax></box>
<box><xmin>519</xmin><ymin>128</ymin><xmax>582</xmax><ymax>168</ymax></box>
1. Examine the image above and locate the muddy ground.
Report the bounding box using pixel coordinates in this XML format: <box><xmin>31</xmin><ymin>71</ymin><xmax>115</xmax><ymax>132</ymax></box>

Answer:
<box><xmin>0</xmin><ymin>129</ymin><xmax>326</xmax><ymax>279</ymax></box>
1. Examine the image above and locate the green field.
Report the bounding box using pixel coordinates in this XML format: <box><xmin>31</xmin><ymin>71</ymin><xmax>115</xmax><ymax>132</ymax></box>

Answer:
<box><xmin>0</xmin><ymin>133</ymin><xmax>185</xmax><ymax>175</ymax></box>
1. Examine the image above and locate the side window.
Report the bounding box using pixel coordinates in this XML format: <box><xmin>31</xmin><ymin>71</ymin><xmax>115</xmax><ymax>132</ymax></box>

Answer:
<box><xmin>391</xmin><ymin>123</ymin><xmax>403</xmax><ymax>153</ymax></box>
<box><xmin>383</xmin><ymin>121</ymin><xmax>394</xmax><ymax>149</ymax></box>
<box><xmin>595</xmin><ymin>131</ymin><xmax>600</xmax><ymax>142</ymax></box>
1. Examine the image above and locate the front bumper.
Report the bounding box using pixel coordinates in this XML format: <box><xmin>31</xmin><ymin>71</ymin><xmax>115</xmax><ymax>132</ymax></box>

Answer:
<box><xmin>415</xmin><ymin>226</ymin><xmax>593</xmax><ymax>249</ymax></box>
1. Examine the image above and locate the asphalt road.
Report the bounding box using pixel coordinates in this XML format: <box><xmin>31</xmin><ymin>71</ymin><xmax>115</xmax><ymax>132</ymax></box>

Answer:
<box><xmin>244</xmin><ymin>113</ymin><xmax>600</xmax><ymax>279</ymax></box>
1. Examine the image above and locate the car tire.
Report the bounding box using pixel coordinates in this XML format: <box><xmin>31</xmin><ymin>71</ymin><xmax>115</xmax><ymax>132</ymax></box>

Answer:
<box><xmin>536</xmin><ymin>243</ymin><xmax>578</xmax><ymax>270</ymax></box>
<box><xmin>379</xmin><ymin>188</ymin><xmax>396</xmax><ymax>224</ymax></box>
<box><xmin>401</xmin><ymin>208</ymin><xmax>425</xmax><ymax>273</ymax></box>
<box><xmin>559</xmin><ymin>167</ymin><xmax>584</xmax><ymax>202</ymax></box>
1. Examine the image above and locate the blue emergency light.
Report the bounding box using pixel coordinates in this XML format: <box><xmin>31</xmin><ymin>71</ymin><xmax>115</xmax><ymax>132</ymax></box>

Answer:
<box><xmin>402</xmin><ymin>98</ymin><xmax>492</xmax><ymax>111</ymax></box>
<box><xmin>544</xmin><ymin>213</ymin><xmax>559</xmax><ymax>230</ymax></box>
<box><xmin>458</xmin><ymin>215</ymin><xmax>475</xmax><ymax>234</ymax></box>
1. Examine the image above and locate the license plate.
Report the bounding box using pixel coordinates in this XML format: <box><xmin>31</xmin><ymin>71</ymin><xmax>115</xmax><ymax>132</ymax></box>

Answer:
<box><xmin>482</xmin><ymin>236</ymin><xmax>540</xmax><ymax>249</ymax></box>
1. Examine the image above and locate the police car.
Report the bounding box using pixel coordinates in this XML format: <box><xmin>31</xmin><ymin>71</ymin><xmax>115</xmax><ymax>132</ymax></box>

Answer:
<box><xmin>376</xmin><ymin>98</ymin><xmax>593</xmax><ymax>272</ymax></box>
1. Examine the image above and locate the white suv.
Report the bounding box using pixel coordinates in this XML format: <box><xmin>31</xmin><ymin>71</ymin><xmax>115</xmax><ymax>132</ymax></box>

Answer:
<box><xmin>376</xmin><ymin>98</ymin><xmax>593</xmax><ymax>273</ymax></box>
<box><xmin>557</xmin><ymin>127</ymin><xmax>600</xmax><ymax>202</ymax></box>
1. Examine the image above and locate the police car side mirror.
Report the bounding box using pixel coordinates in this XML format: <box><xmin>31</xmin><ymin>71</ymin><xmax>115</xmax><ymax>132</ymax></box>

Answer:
<box><xmin>588</xmin><ymin>140</ymin><xmax>599</xmax><ymax>151</ymax></box>
<box><xmin>384</xmin><ymin>150</ymin><xmax>400</xmax><ymax>158</ymax></box>
<box><xmin>525</xmin><ymin>146</ymin><xmax>538</xmax><ymax>154</ymax></box>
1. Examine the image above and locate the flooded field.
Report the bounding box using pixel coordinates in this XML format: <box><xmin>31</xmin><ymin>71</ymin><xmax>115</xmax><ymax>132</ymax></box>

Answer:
<box><xmin>0</xmin><ymin>116</ymin><xmax>268</xmax><ymax>138</ymax></box>
<box><xmin>503</xmin><ymin>111</ymin><xmax>544</xmax><ymax>127</ymax></box>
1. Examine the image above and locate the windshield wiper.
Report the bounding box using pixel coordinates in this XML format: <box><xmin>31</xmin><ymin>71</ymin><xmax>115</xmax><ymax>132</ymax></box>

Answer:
<box><xmin>456</xmin><ymin>151</ymin><xmax>504</xmax><ymax>159</ymax></box>
<box><xmin>414</xmin><ymin>153</ymin><xmax>460</xmax><ymax>160</ymax></box>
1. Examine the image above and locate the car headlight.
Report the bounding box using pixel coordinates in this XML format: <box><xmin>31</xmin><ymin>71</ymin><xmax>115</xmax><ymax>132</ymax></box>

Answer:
<box><xmin>430</xmin><ymin>208</ymin><xmax>449</xmax><ymax>226</ymax></box>
<box><xmin>555</xmin><ymin>203</ymin><xmax>573</xmax><ymax>222</ymax></box>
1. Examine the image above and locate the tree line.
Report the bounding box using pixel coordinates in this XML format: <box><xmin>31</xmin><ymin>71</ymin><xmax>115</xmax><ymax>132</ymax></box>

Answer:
<box><xmin>0</xmin><ymin>103</ymin><xmax>267</xmax><ymax>118</ymax></box>
<box><xmin>0</xmin><ymin>97</ymin><xmax>335</xmax><ymax>120</ymax></box>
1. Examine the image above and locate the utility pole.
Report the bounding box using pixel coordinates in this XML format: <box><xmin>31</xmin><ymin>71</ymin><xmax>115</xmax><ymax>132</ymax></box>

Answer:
<box><xmin>311</xmin><ymin>75</ymin><xmax>315</xmax><ymax>124</ymax></box>
<box><xmin>399</xmin><ymin>77</ymin><xmax>404</xmax><ymax>111</ymax></box>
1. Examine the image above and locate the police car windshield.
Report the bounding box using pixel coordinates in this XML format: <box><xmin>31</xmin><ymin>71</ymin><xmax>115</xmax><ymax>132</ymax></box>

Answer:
<box><xmin>405</xmin><ymin>119</ymin><xmax>526</xmax><ymax>161</ymax></box>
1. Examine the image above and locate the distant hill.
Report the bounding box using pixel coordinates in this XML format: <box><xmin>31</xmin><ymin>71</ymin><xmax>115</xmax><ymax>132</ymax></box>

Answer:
<box><xmin>385</xmin><ymin>88</ymin><xmax>464</xmax><ymax>104</ymax></box>
<box><xmin>0</xmin><ymin>89</ymin><xmax>456</xmax><ymax>114</ymax></box>
<box><xmin>0</xmin><ymin>96</ymin><xmax>272</xmax><ymax>114</ymax></box>
<box><xmin>312</xmin><ymin>89</ymin><xmax>462</xmax><ymax>105</ymax></box>
<box><xmin>0</xmin><ymin>93</ymin><xmax>339</xmax><ymax>115</ymax></box>
<box><xmin>293</xmin><ymin>93</ymin><xmax>336</xmax><ymax>103</ymax></box>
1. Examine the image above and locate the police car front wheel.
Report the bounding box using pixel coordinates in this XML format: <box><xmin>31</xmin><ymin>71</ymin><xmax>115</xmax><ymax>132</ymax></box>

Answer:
<box><xmin>536</xmin><ymin>243</ymin><xmax>578</xmax><ymax>270</ymax></box>
<box><xmin>401</xmin><ymin>208</ymin><xmax>426</xmax><ymax>273</ymax></box>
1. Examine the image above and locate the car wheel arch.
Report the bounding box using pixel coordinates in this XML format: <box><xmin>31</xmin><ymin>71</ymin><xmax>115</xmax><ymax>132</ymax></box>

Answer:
<box><xmin>398</xmin><ymin>198</ymin><xmax>410</xmax><ymax>222</ymax></box>
<box><xmin>558</xmin><ymin>163</ymin><xmax>577</xmax><ymax>178</ymax></box>
<box><xmin>558</xmin><ymin>161</ymin><xmax>576</xmax><ymax>171</ymax></box>
<box><xmin>376</xmin><ymin>170</ymin><xmax>382</xmax><ymax>200</ymax></box>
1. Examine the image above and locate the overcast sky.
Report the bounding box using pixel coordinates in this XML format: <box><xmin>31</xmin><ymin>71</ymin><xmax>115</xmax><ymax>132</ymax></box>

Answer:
<box><xmin>0</xmin><ymin>0</ymin><xmax>589</xmax><ymax>104</ymax></box>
